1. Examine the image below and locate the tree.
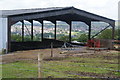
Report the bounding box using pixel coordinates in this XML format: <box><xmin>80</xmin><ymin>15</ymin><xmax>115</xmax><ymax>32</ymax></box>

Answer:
<box><xmin>115</xmin><ymin>29</ymin><xmax>120</xmax><ymax>40</ymax></box>
<box><xmin>24</xmin><ymin>35</ymin><xmax>31</xmax><ymax>41</ymax></box>
<box><xmin>59</xmin><ymin>35</ymin><xmax>69</xmax><ymax>42</ymax></box>
<box><xmin>33</xmin><ymin>34</ymin><xmax>41</xmax><ymax>41</ymax></box>
<box><xmin>11</xmin><ymin>34</ymin><xmax>22</xmax><ymax>42</ymax></box>
<box><xmin>77</xmin><ymin>34</ymin><xmax>88</xmax><ymax>42</ymax></box>
<box><xmin>97</xmin><ymin>29</ymin><xmax>112</xmax><ymax>39</ymax></box>
<box><xmin>11</xmin><ymin>34</ymin><xmax>31</xmax><ymax>42</ymax></box>
<box><xmin>97</xmin><ymin>29</ymin><xmax>119</xmax><ymax>39</ymax></box>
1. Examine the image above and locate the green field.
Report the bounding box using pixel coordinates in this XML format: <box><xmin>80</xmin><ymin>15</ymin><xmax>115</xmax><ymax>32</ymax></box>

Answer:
<box><xmin>1</xmin><ymin>52</ymin><xmax>120</xmax><ymax>78</ymax></box>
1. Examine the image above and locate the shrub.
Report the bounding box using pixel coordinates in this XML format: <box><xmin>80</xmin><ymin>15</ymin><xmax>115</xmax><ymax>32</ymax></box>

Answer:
<box><xmin>0</xmin><ymin>49</ymin><xmax>6</xmax><ymax>54</ymax></box>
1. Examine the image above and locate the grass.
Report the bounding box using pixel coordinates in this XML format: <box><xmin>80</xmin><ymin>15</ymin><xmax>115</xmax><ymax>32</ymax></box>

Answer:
<box><xmin>1</xmin><ymin>52</ymin><xmax>119</xmax><ymax>78</ymax></box>
<box><xmin>42</xmin><ymin>57</ymin><xmax>119</xmax><ymax>78</ymax></box>
<box><xmin>2</xmin><ymin>61</ymin><xmax>38</xmax><ymax>78</ymax></box>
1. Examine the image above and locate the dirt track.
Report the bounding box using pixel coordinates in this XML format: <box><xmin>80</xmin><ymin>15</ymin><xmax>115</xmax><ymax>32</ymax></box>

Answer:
<box><xmin>1</xmin><ymin>47</ymin><xmax>118</xmax><ymax>64</ymax></box>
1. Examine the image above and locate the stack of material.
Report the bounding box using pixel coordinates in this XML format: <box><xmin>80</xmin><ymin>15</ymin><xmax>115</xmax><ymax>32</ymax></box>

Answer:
<box><xmin>87</xmin><ymin>39</ymin><xmax>114</xmax><ymax>49</ymax></box>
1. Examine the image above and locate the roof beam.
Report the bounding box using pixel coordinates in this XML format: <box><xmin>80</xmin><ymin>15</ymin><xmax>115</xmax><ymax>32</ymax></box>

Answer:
<box><xmin>8</xmin><ymin>7</ymin><xmax>115</xmax><ymax>29</ymax></box>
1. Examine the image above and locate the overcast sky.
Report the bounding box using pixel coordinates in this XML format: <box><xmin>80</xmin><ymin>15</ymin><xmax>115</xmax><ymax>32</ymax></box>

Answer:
<box><xmin>0</xmin><ymin>0</ymin><xmax>119</xmax><ymax>20</ymax></box>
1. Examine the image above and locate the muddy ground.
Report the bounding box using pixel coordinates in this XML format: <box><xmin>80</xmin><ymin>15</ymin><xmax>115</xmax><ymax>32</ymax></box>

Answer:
<box><xmin>1</xmin><ymin>47</ymin><xmax>118</xmax><ymax>64</ymax></box>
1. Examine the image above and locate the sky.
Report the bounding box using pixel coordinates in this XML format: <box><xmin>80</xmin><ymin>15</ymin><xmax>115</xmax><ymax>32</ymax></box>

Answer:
<box><xmin>0</xmin><ymin>0</ymin><xmax>119</xmax><ymax>20</ymax></box>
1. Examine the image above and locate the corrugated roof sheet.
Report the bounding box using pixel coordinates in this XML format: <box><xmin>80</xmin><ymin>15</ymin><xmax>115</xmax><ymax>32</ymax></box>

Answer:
<box><xmin>1</xmin><ymin>7</ymin><xmax>71</xmax><ymax>17</ymax></box>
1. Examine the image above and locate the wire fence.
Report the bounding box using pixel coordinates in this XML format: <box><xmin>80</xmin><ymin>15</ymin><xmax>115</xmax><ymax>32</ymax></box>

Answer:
<box><xmin>2</xmin><ymin>43</ymin><xmax>119</xmax><ymax>78</ymax></box>
<box><xmin>2</xmin><ymin>53</ymin><xmax>119</xmax><ymax>78</ymax></box>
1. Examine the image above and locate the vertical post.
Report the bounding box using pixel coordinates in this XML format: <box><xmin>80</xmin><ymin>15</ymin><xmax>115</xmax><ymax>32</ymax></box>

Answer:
<box><xmin>112</xmin><ymin>23</ymin><xmax>115</xmax><ymax>40</ymax></box>
<box><xmin>69</xmin><ymin>21</ymin><xmax>72</xmax><ymax>42</ymax></box>
<box><xmin>87</xmin><ymin>21</ymin><xmax>91</xmax><ymax>40</ymax></box>
<box><xmin>31</xmin><ymin>20</ymin><xmax>33</xmax><ymax>41</ymax></box>
<box><xmin>111</xmin><ymin>23</ymin><xmax>115</xmax><ymax>49</ymax></box>
<box><xmin>51</xmin><ymin>42</ymin><xmax>53</xmax><ymax>57</ymax></box>
<box><xmin>21</xmin><ymin>20</ymin><xmax>24</xmax><ymax>42</ymax></box>
<box><xmin>7</xmin><ymin>18</ymin><xmax>11</xmax><ymax>52</ymax></box>
<box><xmin>41</xmin><ymin>21</ymin><xmax>44</xmax><ymax>41</ymax></box>
<box><xmin>94</xmin><ymin>40</ymin><xmax>96</xmax><ymax>53</ymax></box>
<box><xmin>38</xmin><ymin>53</ymin><xmax>43</xmax><ymax>78</ymax></box>
<box><xmin>54</xmin><ymin>21</ymin><xmax>57</xmax><ymax>40</ymax></box>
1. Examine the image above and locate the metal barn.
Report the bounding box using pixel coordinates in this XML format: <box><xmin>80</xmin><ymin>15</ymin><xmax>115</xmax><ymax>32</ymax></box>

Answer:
<box><xmin>0</xmin><ymin>7</ymin><xmax>115</xmax><ymax>53</ymax></box>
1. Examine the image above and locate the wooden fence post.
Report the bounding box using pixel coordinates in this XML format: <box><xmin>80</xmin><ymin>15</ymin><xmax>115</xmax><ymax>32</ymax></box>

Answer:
<box><xmin>38</xmin><ymin>53</ymin><xmax>43</xmax><ymax>79</ymax></box>
<box><xmin>51</xmin><ymin>42</ymin><xmax>53</xmax><ymax>57</ymax></box>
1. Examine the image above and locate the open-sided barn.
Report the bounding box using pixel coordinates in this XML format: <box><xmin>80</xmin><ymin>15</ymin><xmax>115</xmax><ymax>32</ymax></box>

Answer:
<box><xmin>0</xmin><ymin>7</ymin><xmax>115</xmax><ymax>53</ymax></box>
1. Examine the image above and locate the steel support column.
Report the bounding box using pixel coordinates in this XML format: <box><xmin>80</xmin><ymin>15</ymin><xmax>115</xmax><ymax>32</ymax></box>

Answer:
<box><xmin>31</xmin><ymin>20</ymin><xmax>33</xmax><ymax>41</ymax></box>
<box><xmin>7</xmin><ymin>18</ymin><xmax>12</xmax><ymax>52</ymax></box>
<box><xmin>37</xmin><ymin>20</ymin><xmax>43</xmax><ymax>41</ymax></box>
<box><xmin>21</xmin><ymin>20</ymin><xmax>24</xmax><ymax>42</ymax></box>
<box><xmin>112</xmin><ymin>24</ymin><xmax>115</xmax><ymax>40</ymax></box>
<box><xmin>69</xmin><ymin>21</ymin><xmax>72</xmax><ymax>42</ymax></box>
<box><xmin>87</xmin><ymin>21</ymin><xmax>91</xmax><ymax>40</ymax></box>
<box><xmin>39</xmin><ymin>21</ymin><xmax>44</xmax><ymax>41</ymax></box>
<box><xmin>110</xmin><ymin>22</ymin><xmax>115</xmax><ymax>49</ymax></box>
<box><xmin>54</xmin><ymin>21</ymin><xmax>57</xmax><ymax>40</ymax></box>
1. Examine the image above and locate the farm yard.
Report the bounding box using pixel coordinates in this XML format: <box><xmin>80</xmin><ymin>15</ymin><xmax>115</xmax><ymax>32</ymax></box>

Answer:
<box><xmin>0</xmin><ymin>4</ymin><xmax>119</xmax><ymax>80</ymax></box>
<box><xmin>1</xmin><ymin>48</ymin><xmax>120</xmax><ymax>79</ymax></box>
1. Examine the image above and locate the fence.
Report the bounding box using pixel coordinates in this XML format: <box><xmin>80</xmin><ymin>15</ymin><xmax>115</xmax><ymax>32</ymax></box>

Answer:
<box><xmin>1</xmin><ymin>43</ymin><xmax>119</xmax><ymax>78</ymax></box>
